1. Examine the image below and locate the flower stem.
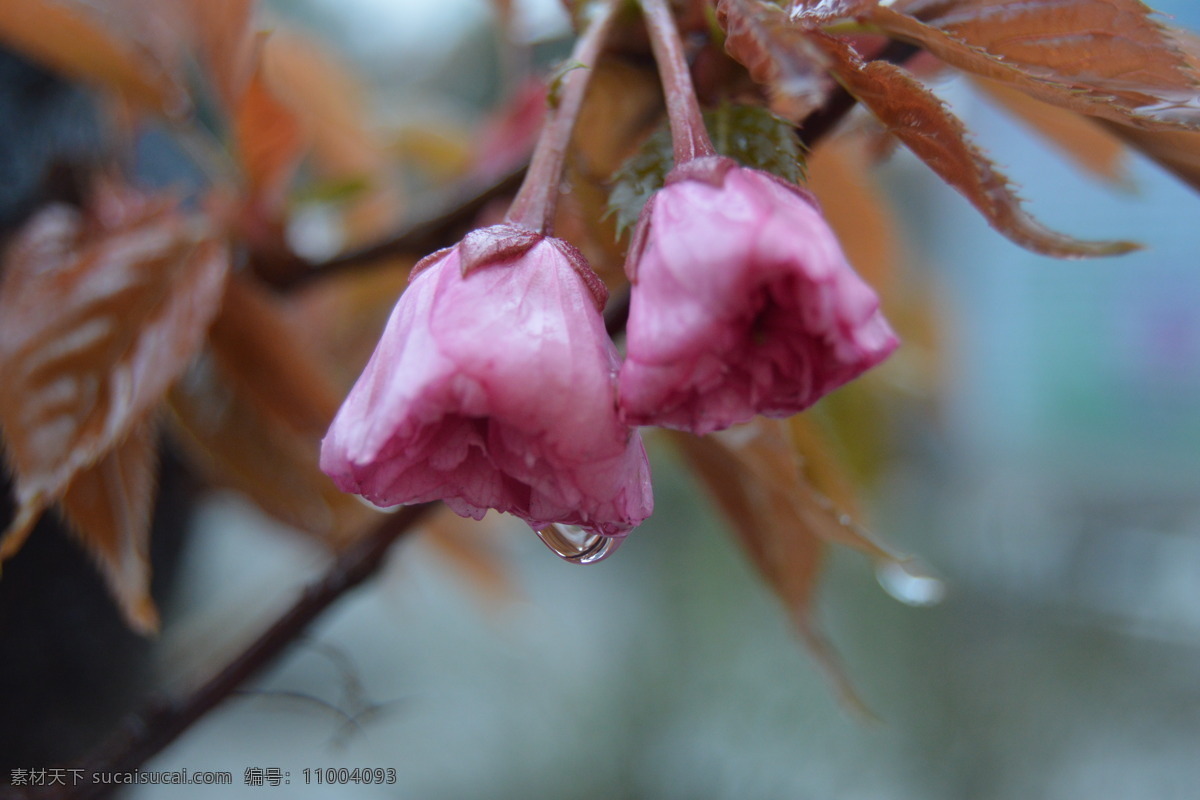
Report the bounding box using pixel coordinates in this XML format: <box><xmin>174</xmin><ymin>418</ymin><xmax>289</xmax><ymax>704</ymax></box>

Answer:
<box><xmin>505</xmin><ymin>0</ymin><xmax>623</xmax><ymax>234</ymax></box>
<box><xmin>640</xmin><ymin>0</ymin><xmax>717</xmax><ymax>164</ymax></box>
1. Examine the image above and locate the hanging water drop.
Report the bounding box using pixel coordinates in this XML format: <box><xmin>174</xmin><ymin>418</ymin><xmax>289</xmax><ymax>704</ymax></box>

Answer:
<box><xmin>876</xmin><ymin>559</ymin><xmax>946</xmax><ymax>607</ymax></box>
<box><xmin>535</xmin><ymin>523</ymin><xmax>623</xmax><ymax>565</ymax></box>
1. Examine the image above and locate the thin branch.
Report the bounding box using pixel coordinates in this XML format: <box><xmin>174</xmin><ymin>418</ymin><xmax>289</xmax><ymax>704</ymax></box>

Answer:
<box><xmin>257</xmin><ymin>169</ymin><xmax>527</xmax><ymax>291</ymax></box>
<box><xmin>505</xmin><ymin>0</ymin><xmax>624</xmax><ymax>234</ymax></box>
<box><xmin>11</xmin><ymin>503</ymin><xmax>433</xmax><ymax>800</ymax></box>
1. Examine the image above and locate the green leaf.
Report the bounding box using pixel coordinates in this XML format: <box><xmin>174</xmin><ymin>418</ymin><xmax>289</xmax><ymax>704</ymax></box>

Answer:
<box><xmin>711</xmin><ymin>103</ymin><xmax>807</xmax><ymax>184</ymax></box>
<box><xmin>607</xmin><ymin>104</ymin><xmax>806</xmax><ymax>239</ymax></box>
<box><xmin>290</xmin><ymin>174</ymin><xmax>373</xmax><ymax>207</ymax></box>
<box><xmin>606</xmin><ymin>122</ymin><xmax>674</xmax><ymax>239</ymax></box>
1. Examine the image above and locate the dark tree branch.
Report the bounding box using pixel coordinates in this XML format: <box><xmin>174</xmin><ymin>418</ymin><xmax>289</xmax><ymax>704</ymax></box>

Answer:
<box><xmin>6</xmin><ymin>503</ymin><xmax>434</xmax><ymax>800</ymax></box>
<box><xmin>259</xmin><ymin>169</ymin><xmax>527</xmax><ymax>291</ymax></box>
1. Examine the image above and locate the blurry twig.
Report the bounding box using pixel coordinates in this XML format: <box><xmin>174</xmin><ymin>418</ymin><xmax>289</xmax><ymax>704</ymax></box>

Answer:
<box><xmin>6</xmin><ymin>503</ymin><xmax>433</xmax><ymax>800</ymax></box>
<box><xmin>257</xmin><ymin>169</ymin><xmax>527</xmax><ymax>290</ymax></box>
<box><xmin>229</xmin><ymin>688</ymin><xmax>367</xmax><ymax>738</ymax></box>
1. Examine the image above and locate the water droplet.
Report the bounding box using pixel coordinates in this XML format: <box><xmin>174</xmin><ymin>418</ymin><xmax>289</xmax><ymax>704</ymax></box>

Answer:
<box><xmin>876</xmin><ymin>559</ymin><xmax>946</xmax><ymax>607</ymax></box>
<box><xmin>535</xmin><ymin>524</ymin><xmax>623</xmax><ymax>565</ymax></box>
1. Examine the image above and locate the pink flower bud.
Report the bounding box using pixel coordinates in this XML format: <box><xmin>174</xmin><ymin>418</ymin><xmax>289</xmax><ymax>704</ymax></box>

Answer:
<box><xmin>321</xmin><ymin>224</ymin><xmax>653</xmax><ymax>538</ymax></box>
<box><xmin>618</xmin><ymin>158</ymin><xmax>898</xmax><ymax>434</ymax></box>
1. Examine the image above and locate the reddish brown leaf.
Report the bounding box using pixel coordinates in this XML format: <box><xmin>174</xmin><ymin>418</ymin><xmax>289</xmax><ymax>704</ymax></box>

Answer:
<box><xmin>261</xmin><ymin>30</ymin><xmax>403</xmax><ymax>244</ymax></box>
<box><xmin>818</xmin><ymin>34</ymin><xmax>1139</xmax><ymax>258</ymax></box>
<box><xmin>0</xmin><ymin>180</ymin><xmax>230</xmax><ymax>560</ymax></box>
<box><xmin>0</xmin><ymin>0</ymin><xmax>187</xmax><ymax>115</ymax></box>
<box><xmin>786</xmin><ymin>412</ymin><xmax>907</xmax><ymax>559</ymax></box>
<box><xmin>286</xmin><ymin>256</ymin><xmax>415</xmax><ymax>392</ymax></box>
<box><xmin>185</xmin><ymin>0</ymin><xmax>257</xmax><ymax>111</ymax></box>
<box><xmin>209</xmin><ymin>275</ymin><xmax>341</xmax><ymax>440</ymax></box>
<box><xmin>971</xmin><ymin>76</ymin><xmax>1128</xmax><ymax>183</ymax></box>
<box><xmin>234</xmin><ymin>37</ymin><xmax>307</xmax><ymax>235</ymax></box>
<box><xmin>872</xmin><ymin>0</ymin><xmax>1200</xmax><ymax>130</ymax></box>
<box><xmin>673</xmin><ymin>424</ymin><xmax>823</xmax><ymax>618</ymax></box>
<box><xmin>787</xmin><ymin>413</ymin><xmax>862</xmax><ymax>522</ymax></box>
<box><xmin>673</xmin><ymin>419</ymin><xmax>876</xmax><ymax>714</ymax></box>
<box><xmin>166</xmin><ymin>356</ymin><xmax>371</xmax><ymax>549</ymax></box>
<box><xmin>169</xmin><ymin>274</ymin><xmax>371</xmax><ymax>547</ymax></box>
<box><xmin>1104</xmin><ymin>123</ymin><xmax>1200</xmax><ymax>193</ymax></box>
<box><xmin>716</xmin><ymin>0</ymin><xmax>836</xmax><ymax>123</ymax></box>
<box><xmin>58</xmin><ymin>418</ymin><xmax>159</xmax><ymax>634</ymax></box>
<box><xmin>425</xmin><ymin>508</ymin><xmax>516</xmax><ymax>606</ymax></box>
<box><xmin>807</xmin><ymin>134</ymin><xmax>904</xmax><ymax>292</ymax></box>
<box><xmin>808</xmin><ymin>129</ymin><xmax>945</xmax><ymax>411</ymax></box>
<box><xmin>790</xmin><ymin>0</ymin><xmax>879</xmax><ymax>19</ymax></box>
<box><xmin>1098</xmin><ymin>28</ymin><xmax>1200</xmax><ymax>192</ymax></box>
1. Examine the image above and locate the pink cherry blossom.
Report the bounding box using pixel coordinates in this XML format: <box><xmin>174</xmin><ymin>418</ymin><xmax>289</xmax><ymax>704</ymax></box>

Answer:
<box><xmin>321</xmin><ymin>224</ymin><xmax>653</xmax><ymax>538</ymax></box>
<box><xmin>618</xmin><ymin>158</ymin><xmax>898</xmax><ymax>435</ymax></box>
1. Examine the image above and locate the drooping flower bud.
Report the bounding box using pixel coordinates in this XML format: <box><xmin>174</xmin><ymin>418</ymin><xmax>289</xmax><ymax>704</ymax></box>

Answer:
<box><xmin>618</xmin><ymin>157</ymin><xmax>898</xmax><ymax>435</ymax></box>
<box><xmin>321</xmin><ymin>224</ymin><xmax>653</xmax><ymax>538</ymax></box>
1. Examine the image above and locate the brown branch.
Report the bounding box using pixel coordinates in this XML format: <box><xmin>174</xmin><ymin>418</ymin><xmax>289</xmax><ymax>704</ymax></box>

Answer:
<box><xmin>258</xmin><ymin>169</ymin><xmax>527</xmax><ymax>291</ymax></box>
<box><xmin>7</xmin><ymin>503</ymin><xmax>434</xmax><ymax>800</ymax></box>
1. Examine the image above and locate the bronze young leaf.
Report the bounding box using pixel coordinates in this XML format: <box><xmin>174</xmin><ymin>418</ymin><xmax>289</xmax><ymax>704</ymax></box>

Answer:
<box><xmin>233</xmin><ymin>41</ymin><xmax>308</xmax><ymax>235</ymax></box>
<box><xmin>57</xmin><ymin>418</ymin><xmax>159</xmax><ymax>633</ymax></box>
<box><xmin>0</xmin><ymin>0</ymin><xmax>189</xmax><ymax>114</ymax></box>
<box><xmin>167</xmin><ymin>274</ymin><xmax>371</xmax><ymax>548</ymax></box>
<box><xmin>872</xmin><ymin>0</ymin><xmax>1200</xmax><ymax>129</ymax></box>
<box><xmin>818</xmin><ymin>34</ymin><xmax>1141</xmax><ymax>258</ymax></box>
<box><xmin>971</xmin><ymin>76</ymin><xmax>1129</xmax><ymax>183</ymax></box>
<box><xmin>718</xmin><ymin>0</ymin><xmax>837</xmax><ymax>123</ymax></box>
<box><xmin>0</xmin><ymin>180</ymin><xmax>229</xmax><ymax>572</ymax></box>
<box><xmin>673</xmin><ymin>419</ymin><xmax>874</xmax><ymax>715</ymax></box>
<box><xmin>185</xmin><ymin>0</ymin><xmax>258</xmax><ymax>112</ymax></box>
<box><xmin>1096</xmin><ymin>27</ymin><xmax>1200</xmax><ymax>190</ymax></box>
